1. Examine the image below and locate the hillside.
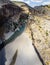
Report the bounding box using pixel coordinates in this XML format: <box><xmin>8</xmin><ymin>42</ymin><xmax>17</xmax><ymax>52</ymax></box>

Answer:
<box><xmin>13</xmin><ymin>1</ymin><xmax>50</xmax><ymax>65</ymax></box>
<box><xmin>13</xmin><ymin>1</ymin><xmax>50</xmax><ymax>18</ymax></box>
<box><xmin>0</xmin><ymin>1</ymin><xmax>50</xmax><ymax>65</ymax></box>
<box><xmin>34</xmin><ymin>5</ymin><xmax>50</xmax><ymax>15</ymax></box>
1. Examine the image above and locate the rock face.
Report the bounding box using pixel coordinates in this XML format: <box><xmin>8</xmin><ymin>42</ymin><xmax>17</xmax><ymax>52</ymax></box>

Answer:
<box><xmin>0</xmin><ymin>0</ymin><xmax>10</xmax><ymax>6</ymax></box>
<box><xmin>0</xmin><ymin>3</ymin><xmax>22</xmax><ymax>42</ymax></box>
<box><xmin>0</xmin><ymin>2</ymin><xmax>28</xmax><ymax>45</ymax></box>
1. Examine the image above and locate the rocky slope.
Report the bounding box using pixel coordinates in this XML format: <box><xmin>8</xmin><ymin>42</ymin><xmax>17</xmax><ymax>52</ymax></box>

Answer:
<box><xmin>13</xmin><ymin>1</ymin><xmax>50</xmax><ymax>65</ymax></box>
<box><xmin>29</xmin><ymin>5</ymin><xmax>50</xmax><ymax>65</ymax></box>
<box><xmin>0</xmin><ymin>1</ymin><xmax>50</xmax><ymax>65</ymax></box>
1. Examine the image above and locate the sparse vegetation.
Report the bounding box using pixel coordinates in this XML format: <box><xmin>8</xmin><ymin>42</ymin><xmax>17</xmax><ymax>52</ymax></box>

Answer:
<box><xmin>42</xmin><ymin>10</ymin><xmax>46</xmax><ymax>14</ymax></box>
<box><xmin>46</xmin><ymin>30</ymin><xmax>48</xmax><ymax>36</ymax></box>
